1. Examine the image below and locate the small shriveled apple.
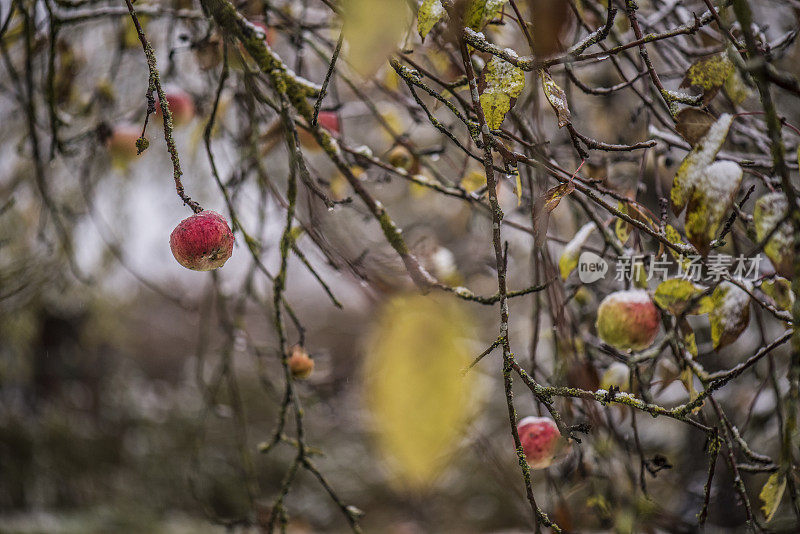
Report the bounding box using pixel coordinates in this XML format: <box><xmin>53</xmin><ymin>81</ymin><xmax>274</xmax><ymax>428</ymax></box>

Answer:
<box><xmin>517</xmin><ymin>416</ymin><xmax>565</xmax><ymax>469</ymax></box>
<box><xmin>287</xmin><ymin>345</ymin><xmax>314</xmax><ymax>379</ymax></box>
<box><xmin>386</xmin><ymin>145</ymin><xmax>416</xmax><ymax>173</ymax></box>
<box><xmin>169</xmin><ymin>210</ymin><xmax>234</xmax><ymax>271</ymax></box>
<box><xmin>596</xmin><ymin>289</ymin><xmax>660</xmax><ymax>351</ymax></box>
<box><xmin>106</xmin><ymin>123</ymin><xmax>145</xmax><ymax>165</ymax></box>
<box><xmin>156</xmin><ymin>87</ymin><xmax>195</xmax><ymax>127</ymax></box>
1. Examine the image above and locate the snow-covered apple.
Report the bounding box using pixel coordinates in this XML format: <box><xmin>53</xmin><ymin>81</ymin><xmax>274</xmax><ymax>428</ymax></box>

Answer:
<box><xmin>596</xmin><ymin>289</ymin><xmax>660</xmax><ymax>351</ymax></box>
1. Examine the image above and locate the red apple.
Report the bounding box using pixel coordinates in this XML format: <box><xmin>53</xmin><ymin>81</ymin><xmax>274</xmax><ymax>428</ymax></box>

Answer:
<box><xmin>169</xmin><ymin>210</ymin><xmax>234</xmax><ymax>271</ymax></box>
<box><xmin>156</xmin><ymin>87</ymin><xmax>195</xmax><ymax>127</ymax></box>
<box><xmin>517</xmin><ymin>416</ymin><xmax>564</xmax><ymax>469</ymax></box>
<box><xmin>596</xmin><ymin>289</ymin><xmax>660</xmax><ymax>351</ymax></box>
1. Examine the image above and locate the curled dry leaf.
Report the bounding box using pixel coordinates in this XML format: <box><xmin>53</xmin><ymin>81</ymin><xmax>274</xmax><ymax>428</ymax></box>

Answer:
<box><xmin>541</xmin><ymin>70</ymin><xmax>571</xmax><ymax>128</ymax></box>
<box><xmin>675</xmin><ymin>108</ymin><xmax>715</xmax><ymax>146</ymax></box>
<box><xmin>533</xmin><ymin>181</ymin><xmax>575</xmax><ymax>247</ymax></box>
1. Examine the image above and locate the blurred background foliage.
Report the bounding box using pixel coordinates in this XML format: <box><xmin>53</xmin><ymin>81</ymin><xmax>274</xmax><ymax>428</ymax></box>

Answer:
<box><xmin>1</xmin><ymin>0</ymin><xmax>800</xmax><ymax>532</ymax></box>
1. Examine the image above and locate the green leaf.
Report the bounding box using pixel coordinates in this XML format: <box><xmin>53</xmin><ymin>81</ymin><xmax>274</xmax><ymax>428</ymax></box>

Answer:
<box><xmin>541</xmin><ymin>70</ymin><xmax>571</xmax><ymax>128</ymax></box>
<box><xmin>417</xmin><ymin>0</ymin><xmax>445</xmax><ymax>39</ymax></box>
<box><xmin>654</xmin><ymin>278</ymin><xmax>709</xmax><ymax>316</ymax></box>
<box><xmin>708</xmin><ymin>281</ymin><xmax>751</xmax><ymax>351</ymax></box>
<box><xmin>754</xmin><ymin>192</ymin><xmax>794</xmax><ymax>278</ymax></box>
<box><xmin>681</xmin><ymin>53</ymin><xmax>735</xmax><ymax>103</ymax></box>
<box><xmin>464</xmin><ymin>0</ymin><xmax>509</xmax><ymax>31</ymax></box>
<box><xmin>759</xmin><ymin>472</ymin><xmax>786</xmax><ymax>523</ymax></box>
<box><xmin>559</xmin><ymin>222</ymin><xmax>595</xmax><ymax>280</ymax></box>
<box><xmin>364</xmin><ymin>294</ymin><xmax>478</xmax><ymax>490</ymax></box>
<box><xmin>478</xmin><ymin>55</ymin><xmax>525</xmax><ymax>129</ymax></box>
<box><xmin>685</xmin><ymin>161</ymin><xmax>743</xmax><ymax>255</ymax></box>
<box><xmin>671</xmin><ymin>113</ymin><xmax>734</xmax><ymax>215</ymax></box>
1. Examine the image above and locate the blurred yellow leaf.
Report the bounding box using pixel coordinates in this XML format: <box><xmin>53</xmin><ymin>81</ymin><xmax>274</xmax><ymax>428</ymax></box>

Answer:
<box><xmin>559</xmin><ymin>222</ymin><xmax>594</xmax><ymax>280</ymax></box>
<box><xmin>460</xmin><ymin>170</ymin><xmax>486</xmax><ymax>193</ymax></box>
<box><xmin>343</xmin><ymin>0</ymin><xmax>410</xmax><ymax>77</ymax></box>
<box><xmin>363</xmin><ymin>293</ymin><xmax>477</xmax><ymax>490</ymax></box>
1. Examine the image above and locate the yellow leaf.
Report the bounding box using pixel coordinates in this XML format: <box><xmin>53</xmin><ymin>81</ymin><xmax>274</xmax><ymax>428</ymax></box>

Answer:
<box><xmin>343</xmin><ymin>0</ymin><xmax>410</xmax><ymax>77</ymax></box>
<box><xmin>681</xmin><ymin>53</ymin><xmax>735</xmax><ymax>103</ymax></box>
<box><xmin>708</xmin><ymin>282</ymin><xmax>751</xmax><ymax>351</ymax></box>
<box><xmin>615</xmin><ymin>202</ymin><xmax>632</xmax><ymax>245</ymax></box>
<box><xmin>479</xmin><ymin>56</ymin><xmax>525</xmax><ymax>130</ymax></box>
<box><xmin>760</xmin><ymin>277</ymin><xmax>795</xmax><ymax>312</ymax></box>
<box><xmin>363</xmin><ymin>294</ymin><xmax>478</xmax><ymax>490</ymax></box>
<box><xmin>754</xmin><ymin>192</ymin><xmax>794</xmax><ymax>278</ymax></box>
<box><xmin>654</xmin><ymin>278</ymin><xmax>708</xmax><ymax>316</ymax></box>
<box><xmin>464</xmin><ymin>0</ymin><xmax>509</xmax><ymax>31</ymax></box>
<box><xmin>417</xmin><ymin>0</ymin><xmax>445</xmax><ymax>39</ymax></box>
<box><xmin>684</xmin><ymin>161</ymin><xmax>742</xmax><ymax>255</ymax></box>
<box><xmin>479</xmin><ymin>92</ymin><xmax>512</xmax><ymax>130</ymax></box>
<box><xmin>760</xmin><ymin>472</ymin><xmax>786</xmax><ymax>522</ymax></box>
<box><xmin>671</xmin><ymin>114</ymin><xmax>733</xmax><ymax>215</ymax></box>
